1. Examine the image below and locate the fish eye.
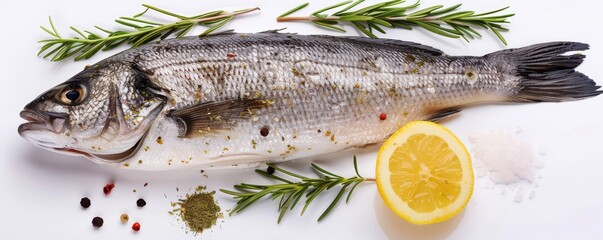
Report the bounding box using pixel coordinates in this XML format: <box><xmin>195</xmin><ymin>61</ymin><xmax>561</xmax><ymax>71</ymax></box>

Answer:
<box><xmin>57</xmin><ymin>83</ymin><xmax>87</xmax><ymax>105</ymax></box>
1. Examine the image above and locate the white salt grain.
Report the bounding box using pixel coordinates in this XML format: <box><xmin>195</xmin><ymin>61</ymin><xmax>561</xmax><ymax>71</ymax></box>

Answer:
<box><xmin>470</xmin><ymin>130</ymin><xmax>542</xmax><ymax>184</ymax></box>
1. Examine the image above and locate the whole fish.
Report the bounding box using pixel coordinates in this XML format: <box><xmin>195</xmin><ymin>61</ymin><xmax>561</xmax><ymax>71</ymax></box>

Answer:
<box><xmin>18</xmin><ymin>32</ymin><xmax>600</xmax><ymax>170</ymax></box>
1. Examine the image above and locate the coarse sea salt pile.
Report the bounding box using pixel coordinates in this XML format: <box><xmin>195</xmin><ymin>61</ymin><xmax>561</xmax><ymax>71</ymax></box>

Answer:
<box><xmin>468</xmin><ymin>128</ymin><xmax>544</xmax><ymax>202</ymax></box>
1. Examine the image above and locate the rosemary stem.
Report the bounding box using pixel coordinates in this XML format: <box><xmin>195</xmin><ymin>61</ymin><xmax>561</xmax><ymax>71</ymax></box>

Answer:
<box><xmin>275</xmin><ymin>1</ymin><xmax>512</xmax><ymax>44</ymax></box>
<box><xmin>223</xmin><ymin>157</ymin><xmax>370</xmax><ymax>222</ymax></box>
<box><xmin>39</xmin><ymin>5</ymin><xmax>260</xmax><ymax>61</ymax></box>
<box><xmin>42</xmin><ymin>8</ymin><xmax>260</xmax><ymax>45</ymax></box>
<box><xmin>276</xmin><ymin>15</ymin><xmax>440</xmax><ymax>22</ymax></box>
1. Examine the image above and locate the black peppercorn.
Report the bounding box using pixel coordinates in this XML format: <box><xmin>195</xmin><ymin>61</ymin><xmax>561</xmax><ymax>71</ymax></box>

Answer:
<box><xmin>92</xmin><ymin>217</ymin><xmax>104</xmax><ymax>228</ymax></box>
<box><xmin>267</xmin><ymin>166</ymin><xmax>275</xmax><ymax>175</ymax></box>
<box><xmin>80</xmin><ymin>197</ymin><xmax>91</xmax><ymax>208</ymax></box>
<box><xmin>136</xmin><ymin>198</ymin><xmax>146</xmax><ymax>207</ymax></box>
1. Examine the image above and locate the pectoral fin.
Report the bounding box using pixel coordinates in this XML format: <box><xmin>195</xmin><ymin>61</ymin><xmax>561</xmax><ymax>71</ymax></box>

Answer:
<box><xmin>425</xmin><ymin>108</ymin><xmax>461</xmax><ymax>123</ymax></box>
<box><xmin>168</xmin><ymin>99</ymin><xmax>268</xmax><ymax>138</ymax></box>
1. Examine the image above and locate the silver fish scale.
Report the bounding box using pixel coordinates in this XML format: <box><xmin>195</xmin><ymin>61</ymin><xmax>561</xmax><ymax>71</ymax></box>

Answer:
<box><xmin>112</xmin><ymin>33</ymin><xmax>517</xmax><ymax>163</ymax></box>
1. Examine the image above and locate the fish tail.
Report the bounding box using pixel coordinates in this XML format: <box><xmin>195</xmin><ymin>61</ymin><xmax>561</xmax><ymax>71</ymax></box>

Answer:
<box><xmin>487</xmin><ymin>42</ymin><xmax>601</xmax><ymax>102</ymax></box>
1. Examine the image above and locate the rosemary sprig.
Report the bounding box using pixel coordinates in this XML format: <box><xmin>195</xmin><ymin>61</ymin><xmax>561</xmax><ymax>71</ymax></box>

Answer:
<box><xmin>38</xmin><ymin>4</ymin><xmax>259</xmax><ymax>61</ymax></box>
<box><xmin>220</xmin><ymin>156</ymin><xmax>374</xmax><ymax>223</ymax></box>
<box><xmin>277</xmin><ymin>0</ymin><xmax>513</xmax><ymax>45</ymax></box>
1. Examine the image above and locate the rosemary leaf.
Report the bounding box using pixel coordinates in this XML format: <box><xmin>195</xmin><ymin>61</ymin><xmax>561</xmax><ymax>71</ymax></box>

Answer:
<box><xmin>37</xmin><ymin>42</ymin><xmax>59</xmax><ymax>56</ymax></box>
<box><xmin>255</xmin><ymin>169</ymin><xmax>294</xmax><ymax>184</ymax></box>
<box><xmin>40</xmin><ymin>26</ymin><xmax>59</xmax><ymax>38</ymax></box>
<box><xmin>52</xmin><ymin>44</ymin><xmax>71</xmax><ymax>61</ymax></box>
<box><xmin>115</xmin><ymin>19</ymin><xmax>143</xmax><ymax>29</ymax></box>
<box><xmin>334</xmin><ymin>0</ymin><xmax>365</xmax><ymax>15</ymax></box>
<box><xmin>339</xmin><ymin>15</ymin><xmax>374</xmax><ymax>21</ymax></box>
<box><xmin>132</xmin><ymin>7</ymin><xmax>149</xmax><ymax>18</ymax></box>
<box><xmin>192</xmin><ymin>10</ymin><xmax>225</xmax><ymax>19</ymax></box>
<box><xmin>278</xmin><ymin>193</ymin><xmax>296</xmax><ymax>223</ymax></box>
<box><xmin>430</xmin><ymin>3</ymin><xmax>462</xmax><ymax>15</ymax></box>
<box><xmin>311</xmin><ymin>163</ymin><xmax>343</xmax><ymax>178</ymax></box>
<box><xmin>352</xmin><ymin>22</ymin><xmax>378</xmax><ymax>38</ymax></box>
<box><xmin>42</xmin><ymin>44</ymin><xmax>63</xmax><ymax>59</ymax></box>
<box><xmin>141</xmin><ymin>3</ymin><xmax>187</xmax><ymax>19</ymax></box>
<box><xmin>267</xmin><ymin>163</ymin><xmax>310</xmax><ymax>179</ymax></box>
<box><xmin>346</xmin><ymin>180</ymin><xmax>362</xmax><ymax>203</ymax></box>
<box><xmin>489</xmin><ymin>25</ymin><xmax>508</xmax><ymax>45</ymax></box>
<box><xmin>472</xmin><ymin>6</ymin><xmax>510</xmax><ymax>17</ymax></box>
<box><xmin>199</xmin><ymin>16</ymin><xmax>232</xmax><ymax>37</ymax></box>
<box><xmin>413</xmin><ymin>21</ymin><xmax>460</xmax><ymax>38</ymax></box>
<box><xmin>312</xmin><ymin>21</ymin><xmax>347</xmax><ymax>32</ymax></box>
<box><xmin>390</xmin><ymin>20</ymin><xmax>413</xmax><ymax>30</ymax></box>
<box><xmin>119</xmin><ymin>17</ymin><xmax>162</xmax><ymax>26</ymax></box>
<box><xmin>74</xmin><ymin>41</ymin><xmax>106</xmax><ymax>61</ymax></box>
<box><xmin>175</xmin><ymin>24</ymin><xmax>195</xmax><ymax>38</ymax></box>
<box><xmin>407</xmin><ymin>5</ymin><xmax>443</xmax><ymax>18</ymax></box>
<box><xmin>94</xmin><ymin>26</ymin><xmax>114</xmax><ymax>34</ymax></box>
<box><xmin>352</xmin><ymin>156</ymin><xmax>361</xmax><ymax>177</ymax></box>
<box><xmin>318</xmin><ymin>183</ymin><xmax>349</xmax><ymax>221</ymax></box>
<box><xmin>350</xmin><ymin>0</ymin><xmax>398</xmax><ymax>15</ymax></box>
<box><xmin>48</xmin><ymin>16</ymin><xmax>60</xmax><ymax>38</ymax></box>
<box><xmin>69</xmin><ymin>27</ymin><xmax>86</xmax><ymax>38</ymax></box>
<box><xmin>279</xmin><ymin>2</ymin><xmax>310</xmax><ymax>18</ymax></box>
<box><xmin>291</xmin><ymin>185</ymin><xmax>309</xmax><ymax>210</ymax></box>
<box><xmin>370</xmin><ymin>18</ymin><xmax>393</xmax><ymax>28</ymax></box>
<box><xmin>312</xmin><ymin>0</ymin><xmax>353</xmax><ymax>16</ymax></box>
<box><xmin>441</xmin><ymin>11</ymin><xmax>476</xmax><ymax>20</ymax></box>
<box><xmin>302</xmin><ymin>184</ymin><xmax>328</xmax><ymax>215</ymax></box>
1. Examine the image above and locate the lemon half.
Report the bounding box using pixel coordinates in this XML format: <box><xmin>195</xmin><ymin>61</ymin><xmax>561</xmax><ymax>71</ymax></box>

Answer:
<box><xmin>376</xmin><ymin>121</ymin><xmax>473</xmax><ymax>225</ymax></box>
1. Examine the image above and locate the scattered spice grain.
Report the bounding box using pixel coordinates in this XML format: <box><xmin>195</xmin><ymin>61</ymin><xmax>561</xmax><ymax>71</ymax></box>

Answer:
<box><xmin>120</xmin><ymin>214</ymin><xmax>129</xmax><ymax>223</ymax></box>
<box><xmin>92</xmin><ymin>217</ymin><xmax>104</xmax><ymax>228</ymax></box>
<box><xmin>137</xmin><ymin>198</ymin><xmax>147</xmax><ymax>207</ymax></box>
<box><xmin>132</xmin><ymin>222</ymin><xmax>141</xmax><ymax>231</ymax></box>
<box><xmin>80</xmin><ymin>197</ymin><xmax>91</xmax><ymax>208</ymax></box>
<box><xmin>172</xmin><ymin>187</ymin><xmax>222</xmax><ymax>234</ymax></box>
<box><xmin>103</xmin><ymin>183</ymin><xmax>115</xmax><ymax>195</ymax></box>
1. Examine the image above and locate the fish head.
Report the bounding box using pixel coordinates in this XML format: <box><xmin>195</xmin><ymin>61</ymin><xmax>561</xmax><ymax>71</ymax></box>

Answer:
<box><xmin>18</xmin><ymin>62</ymin><xmax>166</xmax><ymax>163</ymax></box>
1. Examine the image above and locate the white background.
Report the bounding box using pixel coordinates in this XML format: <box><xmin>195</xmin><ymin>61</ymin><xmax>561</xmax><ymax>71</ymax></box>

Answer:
<box><xmin>1</xmin><ymin>0</ymin><xmax>602</xmax><ymax>239</ymax></box>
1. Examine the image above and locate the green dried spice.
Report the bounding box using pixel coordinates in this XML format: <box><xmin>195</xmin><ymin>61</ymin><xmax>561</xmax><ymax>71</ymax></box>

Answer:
<box><xmin>176</xmin><ymin>188</ymin><xmax>222</xmax><ymax>234</ymax></box>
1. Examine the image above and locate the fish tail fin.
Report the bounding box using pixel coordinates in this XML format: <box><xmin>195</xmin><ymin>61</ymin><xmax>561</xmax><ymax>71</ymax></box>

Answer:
<box><xmin>487</xmin><ymin>42</ymin><xmax>601</xmax><ymax>102</ymax></box>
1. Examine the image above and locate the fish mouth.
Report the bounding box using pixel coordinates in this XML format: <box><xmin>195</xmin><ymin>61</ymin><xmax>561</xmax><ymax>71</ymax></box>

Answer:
<box><xmin>18</xmin><ymin>108</ymin><xmax>147</xmax><ymax>163</ymax></box>
<box><xmin>45</xmin><ymin>127</ymin><xmax>146</xmax><ymax>163</ymax></box>
<box><xmin>18</xmin><ymin>109</ymin><xmax>69</xmax><ymax>135</ymax></box>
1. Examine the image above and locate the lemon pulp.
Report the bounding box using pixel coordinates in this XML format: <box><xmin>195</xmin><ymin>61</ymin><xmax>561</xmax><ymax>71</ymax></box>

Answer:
<box><xmin>376</xmin><ymin>121</ymin><xmax>473</xmax><ymax>224</ymax></box>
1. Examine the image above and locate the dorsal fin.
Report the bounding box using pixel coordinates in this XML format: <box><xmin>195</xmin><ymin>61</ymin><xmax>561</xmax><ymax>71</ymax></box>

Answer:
<box><xmin>326</xmin><ymin>35</ymin><xmax>444</xmax><ymax>56</ymax></box>
<box><xmin>258</xmin><ymin>28</ymin><xmax>288</xmax><ymax>34</ymax></box>
<box><xmin>168</xmin><ymin>99</ymin><xmax>269</xmax><ymax>138</ymax></box>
